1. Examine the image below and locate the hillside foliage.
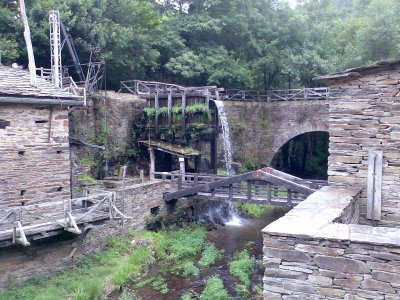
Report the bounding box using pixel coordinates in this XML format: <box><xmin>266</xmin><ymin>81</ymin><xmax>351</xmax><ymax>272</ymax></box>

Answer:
<box><xmin>1</xmin><ymin>0</ymin><xmax>399</xmax><ymax>89</ymax></box>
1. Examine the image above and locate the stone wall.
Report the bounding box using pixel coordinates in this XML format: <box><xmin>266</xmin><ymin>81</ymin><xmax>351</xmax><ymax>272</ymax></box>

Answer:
<box><xmin>263</xmin><ymin>186</ymin><xmax>400</xmax><ymax>299</ymax></box>
<box><xmin>70</xmin><ymin>91</ymin><xmax>147</xmax><ymax>179</ymax></box>
<box><xmin>0</xmin><ymin>104</ymin><xmax>71</xmax><ymax>209</ymax></box>
<box><xmin>220</xmin><ymin>100</ymin><xmax>329</xmax><ymax>168</ymax></box>
<box><xmin>325</xmin><ymin>65</ymin><xmax>400</xmax><ymax>227</ymax></box>
<box><xmin>0</xmin><ymin>180</ymin><xmax>198</xmax><ymax>288</ymax></box>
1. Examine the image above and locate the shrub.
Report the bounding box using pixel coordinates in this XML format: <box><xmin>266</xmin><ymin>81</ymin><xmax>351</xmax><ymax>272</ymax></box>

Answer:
<box><xmin>200</xmin><ymin>277</ymin><xmax>231</xmax><ymax>300</ymax></box>
<box><xmin>198</xmin><ymin>244</ymin><xmax>222</xmax><ymax>268</ymax></box>
<box><xmin>228</xmin><ymin>250</ymin><xmax>254</xmax><ymax>296</ymax></box>
<box><xmin>144</xmin><ymin>107</ymin><xmax>156</xmax><ymax>118</ymax></box>
<box><xmin>182</xmin><ymin>262</ymin><xmax>200</xmax><ymax>277</ymax></box>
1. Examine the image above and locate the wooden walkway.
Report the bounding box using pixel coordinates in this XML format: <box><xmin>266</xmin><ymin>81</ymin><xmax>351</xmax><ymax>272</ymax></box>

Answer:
<box><xmin>0</xmin><ymin>192</ymin><xmax>130</xmax><ymax>248</ymax></box>
<box><xmin>119</xmin><ymin>79</ymin><xmax>336</xmax><ymax>102</ymax></box>
<box><xmin>155</xmin><ymin>167</ymin><xmax>325</xmax><ymax>207</ymax></box>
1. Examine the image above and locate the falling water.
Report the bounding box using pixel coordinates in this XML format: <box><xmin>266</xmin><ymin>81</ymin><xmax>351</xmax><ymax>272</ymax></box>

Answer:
<box><xmin>213</xmin><ymin>100</ymin><xmax>243</xmax><ymax>226</ymax></box>
<box><xmin>213</xmin><ymin>100</ymin><xmax>234</xmax><ymax>175</ymax></box>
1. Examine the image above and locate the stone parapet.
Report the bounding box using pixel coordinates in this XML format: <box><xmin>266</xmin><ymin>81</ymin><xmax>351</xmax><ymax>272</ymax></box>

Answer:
<box><xmin>262</xmin><ymin>186</ymin><xmax>400</xmax><ymax>299</ymax></box>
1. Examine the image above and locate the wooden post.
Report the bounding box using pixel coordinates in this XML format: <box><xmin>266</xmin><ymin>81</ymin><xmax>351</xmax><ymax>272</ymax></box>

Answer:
<box><xmin>247</xmin><ymin>181</ymin><xmax>252</xmax><ymax>201</ymax></box>
<box><xmin>267</xmin><ymin>182</ymin><xmax>272</xmax><ymax>202</ymax></box>
<box><xmin>179</xmin><ymin>157</ymin><xmax>185</xmax><ymax>174</ymax></box>
<box><xmin>228</xmin><ymin>184</ymin><xmax>233</xmax><ymax>201</ymax></box>
<box><xmin>181</xmin><ymin>89</ymin><xmax>186</xmax><ymax>130</ymax></box>
<box><xmin>19</xmin><ymin>0</ymin><xmax>37</xmax><ymax>86</ymax></box>
<box><xmin>367</xmin><ymin>150</ymin><xmax>383</xmax><ymax>221</ymax></box>
<box><xmin>205</xmin><ymin>90</ymin><xmax>210</xmax><ymax>108</ymax></box>
<box><xmin>140</xmin><ymin>170</ymin><xmax>145</xmax><ymax>183</ymax></box>
<box><xmin>155</xmin><ymin>92</ymin><xmax>160</xmax><ymax>135</ymax></box>
<box><xmin>287</xmin><ymin>189</ymin><xmax>292</xmax><ymax>206</ymax></box>
<box><xmin>121</xmin><ymin>166</ymin><xmax>127</xmax><ymax>214</ymax></box>
<box><xmin>167</xmin><ymin>90</ymin><xmax>172</xmax><ymax>127</ymax></box>
<box><xmin>255</xmin><ymin>180</ymin><xmax>259</xmax><ymax>195</ymax></box>
<box><xmin>149</xmin><ymin>148</ymin><xmax>155</xmax><ymax>181</ymax></box>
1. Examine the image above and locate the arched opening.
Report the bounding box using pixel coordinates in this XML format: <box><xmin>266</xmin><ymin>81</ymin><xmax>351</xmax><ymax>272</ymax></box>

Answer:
<box><xmin>271</xmin><ymin>131</ymin><xmax>329</xmax><ymax>180</ymax></box>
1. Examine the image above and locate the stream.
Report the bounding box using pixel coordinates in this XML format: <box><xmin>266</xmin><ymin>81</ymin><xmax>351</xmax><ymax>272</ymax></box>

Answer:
<box><xmin>124</xmin><ymin>207</ymin><xmax>288</xmax><ymax>300</ymax></box>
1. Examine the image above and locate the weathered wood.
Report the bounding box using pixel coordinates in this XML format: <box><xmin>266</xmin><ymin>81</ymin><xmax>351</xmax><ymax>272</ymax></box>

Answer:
<box><xmin>167</xmin><ymin>90</ymin><xmax>172</xmax><ymax>126</ymax></box>
<box><xmin>149</xmin><ymin>148</ymin><xmax>155</xmax><ymax>181</ymax></box>
<box><xmin>19</xmin><ymin>0</ymin><xmax>37</xmax><ymax>86</ymax></box>
<box><xmin>155</xmin><ymin>92</ymin><xmax>159</xmax><ymax>134</ymax></box>
<box><xmin>257</xmin><ymin>171</ymin><xmax>315</xmax><ymax>195</ymax></box>
<box><xmin>367</xmin><ymin>150</ymin><xmax>383</xmax><ymax>221</ymax></box>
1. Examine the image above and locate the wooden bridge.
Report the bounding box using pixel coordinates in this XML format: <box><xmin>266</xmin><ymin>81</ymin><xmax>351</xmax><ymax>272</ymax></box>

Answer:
<box><xmin>154</xmin><ymin>167</ymin><xmax>326</xmax><ymax>207</ymax></box>
<box><xmin>0</xmin><ymin>191</ymin><xmax>131</xmax><ymax>248</ymax></box>
<box><xmin>119</xmin><ymin>79</ymin><xmax>336</xmax><ymax>102</ymax></box>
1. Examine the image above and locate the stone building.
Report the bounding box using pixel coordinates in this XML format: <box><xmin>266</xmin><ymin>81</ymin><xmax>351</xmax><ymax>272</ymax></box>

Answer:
<box><xmin>262</xmin><ymin>59</ymin><xmax>400</xmax><ymax>299</ymax></box>
<box><xmin>0</xmin><ymin>65</ymin><xmax>84</xmax><ymax>209</ymax></box>
<box><xmin>314</xmin><ymin>59</ymin><xmax>400</xmax><ymax>227</ymax></box>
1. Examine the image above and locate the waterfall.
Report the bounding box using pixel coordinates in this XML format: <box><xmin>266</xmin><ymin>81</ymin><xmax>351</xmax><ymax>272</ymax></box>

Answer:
<box><xmin>213</xmin><ymin>100</ymin><xmax>234</xmax><ymax>175</ymax></box>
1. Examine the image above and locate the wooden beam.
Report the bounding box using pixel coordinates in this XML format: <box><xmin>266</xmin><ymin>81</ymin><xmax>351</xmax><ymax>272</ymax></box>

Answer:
<box><xmin>367</xmin><ymin>150</ymin><xmax>383</xmax><ymax>221</ymax></box>
<box><xmin>155</xmin><ymin>92</ymin><xmax>159</xmax><ymax>135</ymax></box>
<box><xmin>254</xmin><ymin>171</ymin><xmax>315</xmax><ymax>195</ymax></box>
<box><xmin>167</xmin><ymin>90</ymin><xmax>172</xmax><ymax>127</ymax></box>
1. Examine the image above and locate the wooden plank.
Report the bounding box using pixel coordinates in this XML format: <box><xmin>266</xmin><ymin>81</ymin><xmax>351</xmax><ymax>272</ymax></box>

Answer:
<box><xmin>367</xmin><ymin>150</ymin><xmax>383</xmax><ymax>221</ymax></box>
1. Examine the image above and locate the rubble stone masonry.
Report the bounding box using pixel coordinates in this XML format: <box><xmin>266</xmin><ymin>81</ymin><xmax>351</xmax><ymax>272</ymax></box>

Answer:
<box><xmin>326</xmin><ymin>65</ymin><xmax>400</xmax><ymax>227</ymax></box>
<box><xmin>0</xmin><ymin>104</ymin><xmax>71</xmax><ymax>209</ymax></box>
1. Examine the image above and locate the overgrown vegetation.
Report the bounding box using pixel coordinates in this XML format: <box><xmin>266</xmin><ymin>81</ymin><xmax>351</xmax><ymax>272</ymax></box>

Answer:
<box><xmin>0</xmin><ymin>238</ymin><xmax>152</xmax><ymax>300</ymax></box>
<box><xmin>237</xmin><ymin>203</ymin><xmax>276</xmax><ymax>217</ymax></box>
<box><xmin>228</xmin><ymin>250</ymin><xmax>254</xmax><ymax>296</ymax></box>
<box><xmin>199</xmin><ymin>277</ymin><xmax>231</xmax><ymax>300</ymax></box>
<box><xmin>198</xmin><ymin>244</ymin><xmax>222</xmax><ymax>268</ymax></box>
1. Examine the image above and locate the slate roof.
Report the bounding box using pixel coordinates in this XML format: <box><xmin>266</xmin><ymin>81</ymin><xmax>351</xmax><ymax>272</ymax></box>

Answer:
<box><xmin>313</xmin><ymin>58</ymin><xmax>400</xmax><ymax>82</ymax></box>
<box><xmin>0</xmin><ymin>65</ymin><xmax>76</xmax><ymax>99</ymax></box>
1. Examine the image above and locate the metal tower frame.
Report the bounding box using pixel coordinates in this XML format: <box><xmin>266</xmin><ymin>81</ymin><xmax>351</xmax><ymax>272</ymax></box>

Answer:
<box><xmin>49</xmin><ymin>10</ymin><xmax>62</xmax><ymax>88</ymax></box>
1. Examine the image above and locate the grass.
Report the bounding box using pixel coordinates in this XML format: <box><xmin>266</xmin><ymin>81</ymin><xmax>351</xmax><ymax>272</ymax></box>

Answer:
<box><xmin>0</xmin><ymin>238</ymin><xmax>153</xmax><ymax>300</ymax></box>
<box><xmin>77</xmin><ymin>174</ymin><xmax>97</xmax><ymax>186</ymax></box>
<box><xmin>237</xmin><ymin>203</ymin><xmax>276</xmax><ymax>217</ymax></box>
<box><xmin>200</xmin><ymin>277</ymin><xmax>231</xmax><ymax>300</ymax></box>
<box><xmin>228</xmin><ymin>250</ymin><xmax>254</xmax><ymax>296</ymax></box>
<box><xmin>198</xmin><ymin>244</ymin><xmax>222</xmax><ymax>268</ymax></box>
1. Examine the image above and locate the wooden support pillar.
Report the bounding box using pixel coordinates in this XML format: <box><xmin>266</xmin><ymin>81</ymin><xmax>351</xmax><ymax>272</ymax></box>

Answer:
<box><xmin>205</xmin><ymin>89</ymin><xmax>210</xmax><ymax>108</ymax></box>
<box><xmin>140</xmin><ymin>170</ymin><xmax>145</xmax><ymax>183</ymax></box>
<box><xmin>167</xmin><ymin>90</ymin><xmax>172</xmax><ymax>127</ymax></box>
<box><xmin>181</xmin><ymin>90</ymin><xmax>186</xmax><ymax>131</ymax></box>
<box><xmin>155</xmin><ymin>92</ymin><xmax>160</xmax><ymax>135</ymax></box>
<box><xmin>149</xmin><ymin>148</ymin><xmax>155</xmax><ymax>181</ymax></box>
<box><xmin>179</xmin><ymin>157</ymin><xmax>185</xmax><ymax>176</ymax></box>
<box><xmin>287</xmin><ymin>189</ymin><xmax>292</xmax><ymax>206</ymax></box>
<box><xmin>210</xmin><ymin>137</ymin><xmax>217</xmax><ymax>174</ymax></box>
<box><xmin>247</xmin><ymin>181</ymin><xmax>252</xmax><ymax>201</ymax></box>
<box><xmin>267</xmin><ymin>182</ymin><xmax>272</xmax><ymax>202</ymax></box>
<box><xmin>367</xmin><ymin>150</ymin><xmax>383</xmax><ymax>221</ymax></box>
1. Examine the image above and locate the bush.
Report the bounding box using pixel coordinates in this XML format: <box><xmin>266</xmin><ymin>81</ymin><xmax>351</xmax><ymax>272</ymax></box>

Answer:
<box><xmin>198</xmin><ymin>244</ymin><xmax>222</xmax><ymax>268</ymax></box>
<box><xmin>182</xmin><ymin>262</ymin><xmax>200</xmax><ymax>277</ymax></box>
<box><xmin>200</xmin><ymin>277</ymin><xmax>231</xmax><ymax>300</ymax></box>
<box><xmin>228</xmin><ymin>250</ymin><xmax>254</xmax><ymax>296</ymax></box>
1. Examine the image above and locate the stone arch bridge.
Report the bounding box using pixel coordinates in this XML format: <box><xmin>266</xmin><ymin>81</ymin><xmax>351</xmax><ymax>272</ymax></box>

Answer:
<box><xmin>120</xmin><ymin>80</ymin><xmax>331</xmax><ymax>169</ymax></box>
<box><xmin>219</xmin><ymin>92</ymin><xmax>329</xmax><ymax>167</ymax></box>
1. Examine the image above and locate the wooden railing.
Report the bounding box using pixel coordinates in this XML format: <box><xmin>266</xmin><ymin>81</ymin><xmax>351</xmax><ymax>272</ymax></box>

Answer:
<box><xmin>223</xmin><ymin>87</ymin><xmax>336</xmax><ymax>101</ymax></box>
<box><xmin>119</xmin><ymin>80</ymin><xmax>337</xmax><ymax>102</ymax></box>
<box><xmin>154</xmin><ymin>168</ymin><xmax>322</xmax><ymax>206</ymax></box>
<box><xmin>0</xmin><ymin>191</ymin><xmax>131</xmax><ymax>247</ymax></box>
